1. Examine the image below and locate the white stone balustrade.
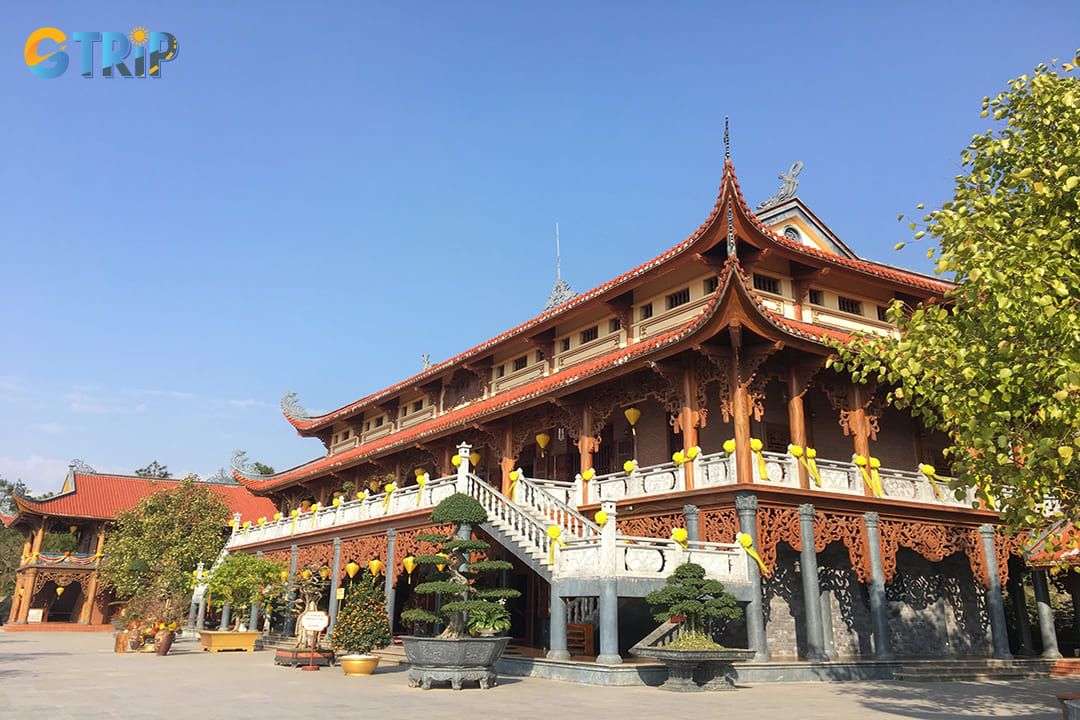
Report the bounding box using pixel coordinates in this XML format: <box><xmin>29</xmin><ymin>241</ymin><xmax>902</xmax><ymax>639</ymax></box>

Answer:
<box><xmin>555</xmin><ymin>535</ymin><xmax>748</xmax><ymax>585</ymax></box>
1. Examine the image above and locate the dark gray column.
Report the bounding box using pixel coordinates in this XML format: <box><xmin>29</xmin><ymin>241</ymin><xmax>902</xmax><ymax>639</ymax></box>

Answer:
<box><xmin>1008</xmin><ymin>570</ymin><xmax>1034</xmax><ymax>655</ymax></box>
<box><xmin>820</xmin><ymin>589</ymin><xmax>836</xmax><ymax>658</ymax></box>
<box><xmin>683</xmin><ymin>504</ymin><xmax>701</xmax><ymax>542</ymax></box>
<box><xmin>218</xmin><ymin>602</ymin><xmax>231</xmax><ymax>631</ymax></box>
<box><xmin>736</xmin><ymin>491</ymin><xmax>770</xmax><ymax>662</ymax></box>
<box><xmin>1032</xmin><ymin>569</ymin><xmax>1062</xmax><ymax>659</ymax></box>
<box><xmin>798</xmin><ymin>504</ymin><xmax>828</xmax><ymax>661</ymax></box>
<box><xmin>196</xmin><ymin>596</ymin><xmax>207</xmax><ymax>631</ymax></box>
<box><xmin>596</xmin><ymin>577</ymin><xmax>621</xmax><ymax>664</ymax></box>
<box><xmin>249</xmin><ymin>550</ymin><xmax>263</xmax><ymax>631</ymax></box>
<box><xmin>547</xmin><ymin>582</ymin><xmax>571</xmax><ymax>660</ymax></box>
<box><xmin>326</xmin><ymin>538</ymin><xmax>343</xmax><ymax>636</ymax></box>
<box><xmin>385</xmin><ymin>528</ymin><xmax>397</xmax><ymax>628</ymax></box>
<box><xmin>863</xmin><ymin>512</ymin><xmax>894</xmax><ymax>660</ymax></box>
<box><xmin>284</xmin><ymin>543</ymin><xmax>299</xmax><ymax>637</ymax></box>
<box><xmin>187</xmin><ymin>595</ymin><xmax>199</xmax><ymax>629</ymax></box>
<box><xmin>979</xmin><ymin>524</ymin><xmax>1013</xmax><ymax>660</ymax></box>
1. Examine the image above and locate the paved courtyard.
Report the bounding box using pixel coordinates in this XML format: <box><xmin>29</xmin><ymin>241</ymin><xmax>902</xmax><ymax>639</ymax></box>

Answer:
<box><xmin>0</xmin><ymin>631</ymin><xmax>1077</xmax><ymax>719</ymax></box>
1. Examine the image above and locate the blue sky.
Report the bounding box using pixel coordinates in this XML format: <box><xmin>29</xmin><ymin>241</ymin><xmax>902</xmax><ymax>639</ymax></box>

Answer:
<box><xmin>1</xmin><ymin>2</ymin><xmax>1076</xmax><ymax>494</ymax></box>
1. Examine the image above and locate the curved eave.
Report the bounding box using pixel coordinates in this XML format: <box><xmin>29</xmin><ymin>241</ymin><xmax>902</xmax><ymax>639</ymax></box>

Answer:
<box><xmin>236</xmin><ymin>264</ymin><xmax>743</xmax><ymax>494</ymax></box>
<box><xmin>10</xmin><ymin>493</ymin><xmax>112</xmax><ymax>524</ymax></box>
<box><xmin>283</xmin><ymin>162</ymin><xmax>750</xmax><ymax>435</ymax></box>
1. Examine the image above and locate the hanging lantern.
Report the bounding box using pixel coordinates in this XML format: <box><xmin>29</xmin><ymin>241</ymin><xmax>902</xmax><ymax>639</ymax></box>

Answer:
<box><xmin>536</xmin><ymin>433</ymin><xmax>551</xmax><ymax>458</ymax></box>
<box><xmin>319</xmin><ymin>567</ymin><xmax>331</xmax><ymax>580</ymax></box>
<box><xmin>280</xmin><ymin>570</ymin><xmax>289</xmax><ymax>582</ymax></box>
<box><xmin>403</xmin><ymin>556</ymin><xmax>417</xmax><ymax>584</ymax></box>
<box><xmin>69</xmin><ymin>525</ymin><xmax>78</xmax><ymax>534</ymax></box>
<box><xmin>469</xmin><ymin>451</ymin><xmax>481</xmax><ymax>468</ymax></box>
<box><xmin>300</xmin><ymin>569</ymin><xmax>312</xmax><ymax>580</ymax></box>
<box><xmin>623</xmin><ymin>407</ymin><xmax>641</xmax><ymax>436</ymax></box>
<box><xmin>435</xmin><ymin>553</ymin><xmax>449</xmax><ymax>571</ymax></box>
<box><xmin>55</xmin><ymin>586</ymin><xmax>65</xmax><ymax>597</ymax></box>
<box><xmin>368</xmin><ymin>559</ymin><xmax>384</xmax><ymax>577</ymax></box>
<box><xmin>345</xmin><ymin>562</ymin><xmax>360</xmax><ymax>579</ymax></box>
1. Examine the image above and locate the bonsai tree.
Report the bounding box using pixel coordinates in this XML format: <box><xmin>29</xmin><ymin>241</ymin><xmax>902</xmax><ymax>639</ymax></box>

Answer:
<box><xmin>331</xmin><ymin>572</ymin><xmax>391</xmax><ymax>656</ymax></box>
<box><xmin>645</xmin><ymin>562</ymin><xmax>742</xmax><ymax>649</ymax></box>
<box><xmin>287</xmin><ymin>563</ymin><xmax>330</xmax><ymax>647</ymax></box>
<box><xmin>400</xmin><ymin>493</ymin><xmax>520</xmax><ymax>638</ymax></box>
<box><xmin>205</xmin><ymin>552</ymin><xmax>286</xmax><ymax>628</ymax></box>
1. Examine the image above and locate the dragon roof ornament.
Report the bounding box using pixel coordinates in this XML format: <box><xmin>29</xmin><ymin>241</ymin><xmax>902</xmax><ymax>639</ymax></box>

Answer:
<box><xmin>231</xmin><ymin>450</ymin><xmax>266</xmax><ymax>482</ymax></box>
<box><xmin>69</xmin><ymin>459</ymin><xmax>97</xmax><ymax>475</ymax></box>
<box><xmin>757</xmin><ymin>161</ymin><xmax>803</xmax><ymax>211</ymax></box>
<box><xmin>281</xmin><ymin>390</ymin><xmax>316</xmax><ymax>422</ymax></box>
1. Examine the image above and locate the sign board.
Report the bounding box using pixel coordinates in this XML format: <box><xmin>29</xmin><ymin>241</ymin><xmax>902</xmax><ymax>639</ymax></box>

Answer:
<box><xmin>27</xmin><ymin>609</ymin><xmax>44</xmax><ymax>623</ymax></box>
<box><xmin>299</xmin><ymin>610</ymin><xmax>330</xmax><ymax>632</ymax></box>
<box><xmin>336</xmin><ymin>588</ymin><xmax>346</xmax><ymax>600</ymax></box>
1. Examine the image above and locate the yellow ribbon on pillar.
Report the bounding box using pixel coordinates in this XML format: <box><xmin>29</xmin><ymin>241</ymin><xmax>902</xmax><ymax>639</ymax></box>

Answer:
<box><xmin>382</xmin><ymin>483</ymin><xmax>396</xmax><ymax>511</ymax></box>
<box><xmin>547</xmin><ymin>526</ymin><xmax>566</xmax><ymax>564</ymax></box>
<box><xmin>854</xmin><ymin>455</ymin><xmax>882</xmax><ymax>497</ymax></box>
<box><xmin>750</xmin><ymin>438</ymin><xmax>769</xmax><ymax>480</ymax></box>
<box><xmin>672</xmin><ymin>528</ymin><xmax>688</xmax><ymax>548</ymax></box>
<box><xmin>736</xmin><ymin>532</ymin><xmax>769</xmax><ymax>576</ymax></box>
<box><xmin>310</xmin><ymin>503</ymin><xmax>321</xmax><ymax>528</ymax></box>
<box><xmin>415</xmin><ymin>475</ymin><xmax>427</xmax><ymax>505</ymax></box>
<box><xmin>806</xmin><ymin>448</ymin><xmax>821</xmax><ymax>485</ymax></box>
<box><xmin>919</xmin><ymin>464</ymin><xmax>946</xmax><ymax>500</ymax></box>
<box><xmin>290</xmin><ymin>509</ymin><xmax>299</xmax><ymax>534</ymax></box>
<box><xmin>977</xmin><ymin>476</ymin><xmax>998</xmax><ymax>510</ymax></box>
<box><xmin>869</xmin><ymin>457</ymin><xmax>882</xmax><ymax>497</ymax></box>
<box><xmin>242</xmin><ymin>520</ymin><xmax>250</xmax><ymax>536</ymax></box>
<box><xmin>788</xmin><ymin>445</ymin><xmax>822</xmax><ymax>487</ymax></box>
<box><xmin>508</xmin><ymin>469</ymin><xmax>520</xmax><ymax>500</ymax></box>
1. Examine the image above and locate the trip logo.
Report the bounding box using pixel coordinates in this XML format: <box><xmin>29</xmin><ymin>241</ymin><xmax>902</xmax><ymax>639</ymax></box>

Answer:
<box><xmin>26</xmin><ymin>27</ymin><xmax>179</xmax><ymax>79</ymax></box>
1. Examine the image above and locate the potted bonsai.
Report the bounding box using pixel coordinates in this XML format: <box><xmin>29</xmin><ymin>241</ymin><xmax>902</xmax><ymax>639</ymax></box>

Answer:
<box><xmin>331</xmin><ymin>571</ymin><xmax>391</xmax><ymax>675</ymax></box>
<box><xmin>202</xmin><ymin>552</ymin><xmax>285</xmax><ymax>653</ymax></box>
<box><xmin>274</xmin><ymin>563</ymin><xmax>335</xmax><ymax>667</ymax></box>
<box><xmin>632</xmin><ymin>562</ymin><xmax>749</xmax><ymax>691</ymax></box>
<box><xmin>400</xmin><ymin>492</ymin><xmax>520</xmax><ymax>690</ymax></box>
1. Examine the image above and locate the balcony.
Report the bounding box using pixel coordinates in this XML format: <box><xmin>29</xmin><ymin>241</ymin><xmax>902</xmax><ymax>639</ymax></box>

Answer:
<box><xmin>19</xmin><ymin>552</ymin><xmax>103</xmax><ymax>568</ymax></box>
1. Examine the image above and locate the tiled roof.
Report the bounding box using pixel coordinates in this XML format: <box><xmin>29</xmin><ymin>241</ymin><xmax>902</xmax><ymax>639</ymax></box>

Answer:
<box><xmin>12</xmin><ymin>474</ymin><xmax>277</xmax><ymax>523</ymax></box>
<box><xmin>1026</xmin><ymin>522</ymin><xmax>1079</xmax><ymax>567</ymax></box>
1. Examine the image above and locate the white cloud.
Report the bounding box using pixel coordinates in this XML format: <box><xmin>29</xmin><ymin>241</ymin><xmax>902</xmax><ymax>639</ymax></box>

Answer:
<box><xmin>64</xmin><ymin>389</ymin><xmax>149</xmax><ymax>415</ymax></box>
<box><xmin>0</xmin><ymin>456</ymin><xmax>71</xmax><ymax>496</ymax></box>
<box><xmin>226</xmin><ymin>398</ymin><xmax>271</xmax><ymax>409</ymax></box>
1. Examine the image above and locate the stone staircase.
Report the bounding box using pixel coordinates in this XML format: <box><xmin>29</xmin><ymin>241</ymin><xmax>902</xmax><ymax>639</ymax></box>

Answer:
<box><xmin>893</xmin><ymin>658</ymin><xmax>1054</xmax><ymax>681</ymax></box>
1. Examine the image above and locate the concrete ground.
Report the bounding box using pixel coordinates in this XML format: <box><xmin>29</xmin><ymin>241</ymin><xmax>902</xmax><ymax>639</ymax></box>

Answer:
<box><xmin>1</xmin><ymin>631</ymin><xmax>1077</xmax><ymax>720</ymax></box>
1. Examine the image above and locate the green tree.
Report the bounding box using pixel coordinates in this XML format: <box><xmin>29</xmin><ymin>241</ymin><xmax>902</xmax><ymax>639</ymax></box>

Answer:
<box><xmin>252</xmin><ymin>462</ymin><xmax>275</xmax><ymax>476</ymax></box>
<box><xmin>205</xmin><ymin>551</ymin><xmax>286</xmax><ymax>619</ymax></box>
<box><xmin>99</xmin><ymin>476</ymin><xmax>230</xmax><ymax>599</ymax></box>
<box><xmin>331</xmin><ymin>571</ymin><xmax>391</xmax><ymax>655</ymax></box>
<box><xmin>0</xmin><ymin>478</ymin><xmax>30</xmax><ymax>598</ymax></box>
<box><xmin>134</xmin><ymin>461</ymin><xmax>172</xmax><ymax>479</ymax></box>
<box><xmin>400</xmin><ymin>493</ymin><xmax>519</xmax><ymax>638</ymax></box>
<box><xmin>832</xmin><ymin>53</ymin><xmax>1080</xmax><ymax>527</ymax></box>
<box><xmin>645</xmin><ymin>563</ymin><xmax>741</xmax><ymax>648</ymax></box>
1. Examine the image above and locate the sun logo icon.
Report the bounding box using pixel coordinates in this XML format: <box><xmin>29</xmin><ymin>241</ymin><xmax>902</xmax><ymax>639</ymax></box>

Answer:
<box><xmin>129</xmin><ymin>26</ymin><xmax>149</xmax><ymax>46</ymax></box>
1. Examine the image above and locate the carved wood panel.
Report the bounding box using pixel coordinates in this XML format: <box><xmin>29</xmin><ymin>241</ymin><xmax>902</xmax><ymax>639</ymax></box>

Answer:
<box><xmin>262</xmin><ymin>549</ymin><xmax>290</xmax><ymax>567</ymax></box>
<box><xmin>877</xmin><ymin>519</ymin><xmax>987</xmax><ymax>588</ymax></box>
<box><xmin>701</xmin><ymin>507</ymin><xmax>738</xmax><ymax>543</ymax></box>
<box><xmin>511</xmin><ymin>404</ymin><xmax>576</xmax><ymax>456</ymax></box>
<box><xmin>814</xmin><ymin>512</ymin><xmax>870</xmax><ymax>583</ymax></box>
<box><xmin>615</xmin><ymin>512</ymin><xmax>683</xmax><ymax>538</ymax></box>
<box><xmin>756</xmin><ymin>506</ymin><xmax>800</xmax><ymax>569</ymax></box>
<box><xmin>32</xmin><ymin>568</ymin><xmax>91</xmax><ymax>595</ymax></box>
<box><xmin>339</xmin><ymin>535</ymin><xmax>389</xmax><ymax>574</ymax></box>
<box><xmin>296</xmin><ymin>542</ymin><xmax>335</xmax><ymax>570</ymax></box>
<box><xmin>442</xmin><ymin>368</ymin><xmax>484</xmax><ymax>409</ymax></box>
<box><xmin>587</xmin><ymin>370</ymin><xmax>681</xmax><ymax>434</ymax></box>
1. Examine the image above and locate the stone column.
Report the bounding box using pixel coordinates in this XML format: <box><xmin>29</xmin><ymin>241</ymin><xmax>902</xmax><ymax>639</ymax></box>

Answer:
<box><xmin>248</xmin><ymin>552</ymin><xmax>263</xmax><ymax>631</ymax></box>
<box><xmin>820</xmin><ymin>588</ymin><xmax>836</xmax><ymax>658</ymax></box>
<box><xmin>196</xmin><ymin>594</ymin><xmax>207</xmax><ymax>631</ymax></box>
<box><xmin>326</xmin><ymin>538</ymin><xmax>343</xmax><ymax>635</ymax></box>
<box><xmin>219</xmin><ymin>602</ymin><xmax>232</xmax><ymax>631</ymax></box>
<box><xmin>736</xmin><ymin>491</ymin><xmax>769</xmax><ymax>661</ymax></box>
<box><xmin>798</xmin><ymin>504</ymin><xmax>828</xmax><ymax>661</ymax></box>
<box><xmin>1032</xmin><ymin>569</ymin><xmax>1062</xmax><ymax>659</ymax></box>
<box><xmin>979</xmin><ymin>524</ymin><xmax>1013</xmax><ymax>660</ymax></box>
<box><xmin>284</xmin><ymin>543</ymin><xmax>299</xmax><ymax>637</ymax></box>
<box><xmin>384</xmin><ymin>529</ymin><xmax>397</xmax><ymax>628</ymax></box>
<box><xmin>186</xmin><ymin>562</ymin><xmax>202</xmax><ymax>629</ymax></box>
<box><xmin>683</xmin><ymin>505</ymin><xmax>701</xmax><ymax>543</ymax></box>
<box><xmin>596</xmin><ymin>499</ymin><xmax>621</xmax><ymax>665</ymax></box>
<box><xmin>547</xmin><ymin>582</ymin><xmax>571</xmax><ymax>660</ymax></box>
<box><xmin>863</xmin><ymin>512</ymin><xmax>894</xmax><ymax>660</ymax></box>
<box><xmin>1007</xmin><ymin>569</ymin><xmax>1034</xmax><ymax>656</ymax></box>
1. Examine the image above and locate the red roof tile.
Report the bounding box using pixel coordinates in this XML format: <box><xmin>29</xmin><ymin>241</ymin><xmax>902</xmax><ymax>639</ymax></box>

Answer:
<box><xmin>13</xmin><ymin>474</ymin><xmax>276</xmax><ymax>524</ymax></box>
<box><xmin>1026</xmin><ymin>522</ymin><xmax>1079</xmax><ymax>567</ymax></box>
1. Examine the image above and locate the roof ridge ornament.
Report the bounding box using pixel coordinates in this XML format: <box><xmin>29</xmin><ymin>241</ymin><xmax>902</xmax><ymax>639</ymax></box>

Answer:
<box><xmin>724</xmin><ymin>116</ymin><xmax>730</xmax><ymax>161</ymax></box>
<box><xmin>757</xmin><ymin>161</ymin><xmax>803</xmax><ymax>211</ymax></box>
<box><xmin>544</xmin><ymin>222</ymin><xmax>577</xmax><ymax>311</ymax></box>
<box><xmin>231</xmin><ymin>450</ymin><xmax>264</xmax><ymax>481</ymax></box>
<box><xmin>69</xmin><ymin>459</ymin><xmax>97</xmax><ymax>475</ymax></box>
<box><xmin>281</xmin><ymin>390</ymin><xmax>315</xmax><ymax>422</ymax></box>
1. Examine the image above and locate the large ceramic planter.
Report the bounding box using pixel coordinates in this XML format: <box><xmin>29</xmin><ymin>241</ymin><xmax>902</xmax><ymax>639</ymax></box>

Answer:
<box><xmin>339</xmin><ymin>654</ymin><xmax>380</xmax><ymax>676</ymax></box>
<box><xmin>155</xmin><ymin>630</ymin><xmax>176</xmax><ymax>656</ymax></box>
<box><xmin>632</xmin><ymin>647</ymin><xmax>754</xmax><ymax>691</ymax></box>
<box><xmin>198</xmin><ymin>630</ymin><xmax>261</xmax><ymax>653</ymax></box>
<box><xmin>401</xmin><ymin>635</ymin><xmax>510</xmax><ymax>690</ymax></box>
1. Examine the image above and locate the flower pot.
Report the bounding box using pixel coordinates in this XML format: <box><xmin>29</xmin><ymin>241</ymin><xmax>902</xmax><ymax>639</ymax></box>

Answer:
<box><xmin>155</xmin><ymin>630</ymin><xmax>176</xmax><ymax>656</ymax></box>
<box><xmin>631</xmin><ymin>646</ymin><xmax>754</xmax><ymax>692</ymax></box>
<box><xmin>401</xmin><ymin>635</ymin><xmax>510</xmax><ymax>690</ymax></box>
<box><xmin>339</xmin><ymin>654</ymin><xmax>380</xmax><ymax>675</ymax></box>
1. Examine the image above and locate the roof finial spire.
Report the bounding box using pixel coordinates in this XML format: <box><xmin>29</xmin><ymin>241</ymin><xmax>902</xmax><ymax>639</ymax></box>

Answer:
<box><xmin>724</xmin><ymin>116</ymin><xmax>730</xmax><ymax>160</ymax></box>
<box><xmin>544</xmin><ymin>222</ymin><xmax>576</xmax><ymax>311</ymax></box>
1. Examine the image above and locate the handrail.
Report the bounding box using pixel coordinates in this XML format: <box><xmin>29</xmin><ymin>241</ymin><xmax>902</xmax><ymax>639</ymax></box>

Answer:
<box><xmin>514</xmin><ymin>475</ymin><xmax>601</xmax><ymax>539</ymax></box>
<box><xmin>462</xmin><ymin>474</ymin><xmax>555</xmax><ymax>560</ymax></box>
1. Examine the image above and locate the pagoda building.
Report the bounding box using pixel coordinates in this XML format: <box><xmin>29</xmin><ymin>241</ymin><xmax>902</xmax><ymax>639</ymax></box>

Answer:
<box><xmin>4</xmin><ymin>463</ymin><xmax>275</xmax><ymax>629</ymax></box>
<box><xmin>225</xmin><ymin>156</ymin><xmax>1057</xmax><ymax>664</ymax></box>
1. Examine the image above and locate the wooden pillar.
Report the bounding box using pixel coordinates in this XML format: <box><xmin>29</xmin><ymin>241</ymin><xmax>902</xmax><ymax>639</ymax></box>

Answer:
<box><xmin>787</xmin><ymin>367</ymin><xmax>810</xmax><ymax>489</ymax></box>
<box><xmin>7</xmin><ymin>574</ymin><xmax>24</xmax><ymax>622</ymax></box>
<box><xmin>680</xmin><ymin>364</ymin><xmax>698</xmax><ymax>490</ymax></box>
<box><xmin>30</xmin><ymin>520</ymin><xmax>46</xmax><ymax>556</ymax></box>
<box><xmin>732</xmin><ymin>365</ymin><xmax>753</xmax><ymax>484</ymax></box>
<box><xmin>79</xmin><ymin>532</ymin><xmax>106</xmax><ymax>625</ymax></box>
<box><xmin>500</xmin><ymin>424</ymin><xmax>515</xmax><ymax>497</ymax></box>
<box><xmin>579</xmin><ymin>405</ymin><xmax>595</xmax><ymax>506</ymax></box>
<box><xmin>850</xmin><ymin>384</ymin><xmax>873</xmax><ymax>496</ymax></box>
<box><xmin>16</xmin><ymin>569</ymin><xmax>38</xmax><ymax>622</ymax></box>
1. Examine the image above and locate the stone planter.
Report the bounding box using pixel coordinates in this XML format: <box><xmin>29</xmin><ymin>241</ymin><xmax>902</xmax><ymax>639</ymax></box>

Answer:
<box><xmin>198</xmin><ymin>630</ymin><xmax>261</xmax><ymax>653</ymax></box>
<box><xmin>155</xmin><ymin>630</ymin><xmax>176</xmax><ymax>656</ymax></box>
<box><xmin>274</xmin><ymin>647</ymin><xmax>335</xmax><ymax>667</ymax></box>
<box><xmin>339</xmin><ymin>654</ymin><xmax>380</xmax><ymax>675</ymax></box>
<box><xmin>401</xmin><ymin>635</ymin><xmax>510</xmax><ymax>690</ymax></box>
<box><xmin>631</xmin><ymin>646</ymin><xmax>754</xmax><ymax>691</ymax></box>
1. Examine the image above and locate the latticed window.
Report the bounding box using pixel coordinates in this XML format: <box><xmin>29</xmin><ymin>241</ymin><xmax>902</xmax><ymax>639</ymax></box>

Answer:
<box><xmin>560</xmin><ymin>337</ymin><xmax>571</xmax><ymax>352</ymax></box>
<box><xmin>639</xmin><ymin>303</ymin><xmax>653</xmax><ymax>320</ymax></box>
<box><xmin>609</xmin><ymin>317</ymin><xmax>621</xmax><ymax>333</ymax></box>
<box><xmin>580</xmin><ymin>326</ymin><xmax>599</xmax><ymax>344</ymax></box>
<box><xmin>838</xmin><ymin>296</ymin><xmax>863</xmax><ymax>316</ymax></box>
<box><xmin>808</xmin><ymin>289</ymin><xmax>824</xmax><ymax>305</ymax></box>
<box><xmin>666</xmin><ymin>288</ymin><xmax>690</xmax><ymax>310</ymax></box>
<box><xmin>513</xmin><ymin>356</ymin><xmax>528</xmax><ymax>371</ymax></box>
<box><xmin>753</xmin><ymin>274</ymin><xmax>781</xmax><ymax>295</ymax></box>
<box><xmin>877</xmin><ymin>305</ymin><xmax>890</xmax><ymax>322</ymax></box>
<box><xmin>704</xmin><ymin>276</ymin><xmax>719</xmax><ymax>294</ymax></box>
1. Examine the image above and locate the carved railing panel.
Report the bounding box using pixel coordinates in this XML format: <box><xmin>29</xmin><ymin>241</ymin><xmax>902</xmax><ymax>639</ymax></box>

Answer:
<box><xmin>877</xmin><ymin>519</ymin><xmax>987</xmax><ymax>588</ymax></box>
<box><xmin>701</xmin><ymin>507</ymin><xmax>738</xmax><ymax>544</ymax></box>
<box><xmin>815</xmin><ymin>512</ymin><xmax>870</xmax><ymax>583</ymax></box>
<box><xmin>615</xmin><ymin>512</ymin><xmax>683</xmax><ymax>538</ymax></box>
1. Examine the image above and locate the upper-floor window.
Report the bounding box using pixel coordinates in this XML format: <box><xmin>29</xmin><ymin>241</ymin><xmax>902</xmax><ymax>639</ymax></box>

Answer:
<box><xmin>640</xmin><ymin>303</ymin><xmax>653</xmax><ymax>320</ymax></box>
<box><xmin>560</xmin><ymin>337</ymin><xmax>571</xmax><ymax>352</ymax></box>
<box><xmin>704</xmin><ymin>276</ymin><xmax>719</xmax><ymax>294</ymax></box>
<box><xmin>413</xmin><ymin>400</ymin><xmax>424</xmax><ymax>412</ymax></box>
<box><xmin>513</xmin><ymin>356</ymin><xmax>528</xmax><ymax>371</ymax></box>
<box><xmin>666</xmin><ymin>288</ymin><xmax>690</xmax><ymax>310</ymax></box>
<box><xmin>496</xmin><ymin>365</ymin><xmax>505</xmax><ymax>378</ymax></box>
<box><xmin>364</xmin><ymin>421</ymin><xmax>370</xmax><ymax>431</ymax></box>
<box><xmin>609</xmin><ymin>317</ymin><xmax>621</xmax><ymax>333</ymax></box>
<box><xmin>808</xmin><ymin>289</ymin><xmax>824</xmax><ymax>306</ymax></box>
<box><xmin>838</xmin><ymin>297</ymin><xmax>863</xmax><ymax>316</ymax></box>
<box><xmin>753</xmin><ymin>274</ymin><xmax>781</xmax><ymax>295</ymax></box>
<box><xmin>374</xmin><ymin>416</ymin><xmax>384</xmax><ymax>428</ymax></box>
<box><xmin>536</xmin><ymin>350</ymin><xmax>545</xmax><ymax>363</ymax></box>
<box><xmin>580</xmin><ymin>326</ymin><xmax>599</xmax><ymax>344</ymax></box>
<box><xmin>877</xmin><ymin>305</ymin><xmax>891</xmax><ymax>323</ymax></box>
<box><xmin>400</xmin><ymin>407</ymin><xmax>407</xmax><ymax>418</ymax></box>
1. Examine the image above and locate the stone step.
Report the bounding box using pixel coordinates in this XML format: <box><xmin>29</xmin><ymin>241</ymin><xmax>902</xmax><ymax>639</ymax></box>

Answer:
<box><xmin>895</xmin><ymin>658</ymin><xmax>1052</xmax><ymax>682</ymax></box>
<box><xmin>895</xmin><ymin>670</ymin><xmax>1047</xmax><ymax>681</ymax></box>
